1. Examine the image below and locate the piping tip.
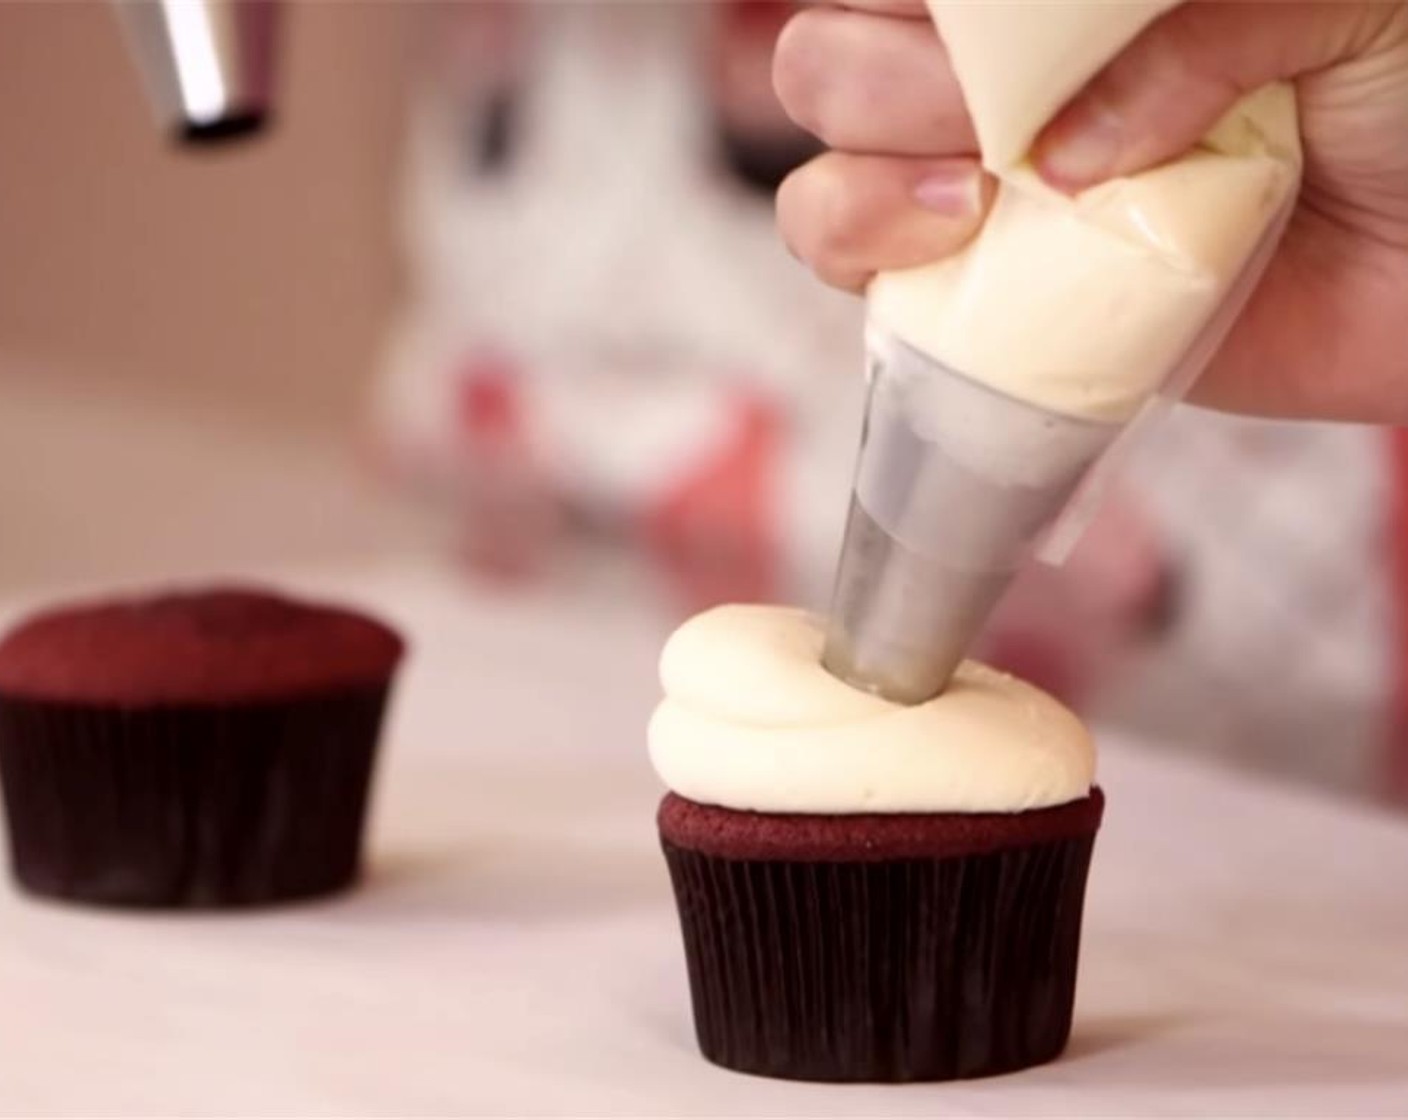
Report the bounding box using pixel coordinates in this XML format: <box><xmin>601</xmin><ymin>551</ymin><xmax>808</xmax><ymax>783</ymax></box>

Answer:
<box><xmin>823</xmin><ymin>328</ymin><xmax>1120</xmax><ymax>704</ymax></box>
<box><xmin>113</xmin><ymin>0</ymin><xmax>279</xmax><ymax>145</ymax></box>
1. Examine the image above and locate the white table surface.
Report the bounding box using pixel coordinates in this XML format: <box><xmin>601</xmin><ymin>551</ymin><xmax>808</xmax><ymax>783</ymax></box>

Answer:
<box><xmin>0</xmin><ymin>555</ymin><xmax>1406</xmax><ymax>1118</ymax></box>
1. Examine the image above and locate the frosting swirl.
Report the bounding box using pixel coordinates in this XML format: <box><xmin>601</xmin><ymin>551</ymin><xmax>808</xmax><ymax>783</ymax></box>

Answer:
<box><xmin>648</xmin><ymin>605</ymin><xmax>1094</xmax><ymax>814</ymax></box>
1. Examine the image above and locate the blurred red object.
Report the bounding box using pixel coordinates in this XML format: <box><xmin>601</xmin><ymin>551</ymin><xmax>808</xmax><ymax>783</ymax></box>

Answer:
<box><xmin>642</xmin><ymin>393</ymin><xmax>783</xmax><ymax>613</ymax></box>
<box><xmin>452</xmin><ymin>352</ymin><xmax>560</xmax><ymax>582</ymax></box>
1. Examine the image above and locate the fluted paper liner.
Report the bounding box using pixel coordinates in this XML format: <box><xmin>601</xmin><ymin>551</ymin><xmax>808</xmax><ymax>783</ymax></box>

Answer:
<box><xmin>660</xmin><ymin>792</ymin><xmax>1101</xmax><ymax>1082</ymax></box>
<box><xmin>0</xmin><ymin>687</ymin><xmax>389</xmax><ymax>908</ymax></box>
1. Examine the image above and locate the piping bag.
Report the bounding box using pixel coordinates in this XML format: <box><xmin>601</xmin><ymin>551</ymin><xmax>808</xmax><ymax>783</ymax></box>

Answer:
<box><xmin>823</xmin><ymin>2</ymin><xmax>1303</xmax><ymax>703</ymax></box>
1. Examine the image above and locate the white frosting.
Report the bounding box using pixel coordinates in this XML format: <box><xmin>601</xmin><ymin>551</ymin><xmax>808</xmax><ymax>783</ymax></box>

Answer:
<box><xmin>648</xmin><ymin>605</ymin><xmax>1094</xmax><ymax>813</ymax></box>
<box><xmin>867</xmin><ymin>2</ymin><xmax>1302</xmax><ymax>422</ymax></box>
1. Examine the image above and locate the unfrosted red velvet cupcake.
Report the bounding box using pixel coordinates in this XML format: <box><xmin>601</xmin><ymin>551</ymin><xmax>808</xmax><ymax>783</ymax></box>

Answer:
<box><xmin>0</xmin><ymin>586</ymin><xmax>404</xmax><ymax>908</ymax></box>
<box><xmin>650</xmin><ymin>605</ymin><xmax>1103</xmax><ymax>1082</ymax></box>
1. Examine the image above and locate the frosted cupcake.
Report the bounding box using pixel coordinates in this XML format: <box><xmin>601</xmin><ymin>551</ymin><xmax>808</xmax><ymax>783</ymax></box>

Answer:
<box><xmin>650</xmin><ymin>604</ymin><xmax>1102</xmax><ymax>1082</ymax></box>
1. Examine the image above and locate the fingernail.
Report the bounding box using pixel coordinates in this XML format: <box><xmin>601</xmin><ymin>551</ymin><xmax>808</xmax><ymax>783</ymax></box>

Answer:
<box><xmin>913</xmin><ymin>164</ymin><xmax>983</xmax><ymax>216</ymax></box>
<box><xmin>1037</xmin><ymin>99</ymin><xmax>1126</xmax><ymax>191</ymax></box>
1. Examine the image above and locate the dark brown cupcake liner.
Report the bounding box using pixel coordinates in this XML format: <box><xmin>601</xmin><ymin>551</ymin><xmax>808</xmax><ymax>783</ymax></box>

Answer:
<box><xmin>0</xmin><ymin>685</ymin><xmax>389</xmax><ymax>909</ymax></box>
<box><xmin>661</xmin><ymin>799</ymin><xmax>1100</xmax><ymax>1082</ymax></box>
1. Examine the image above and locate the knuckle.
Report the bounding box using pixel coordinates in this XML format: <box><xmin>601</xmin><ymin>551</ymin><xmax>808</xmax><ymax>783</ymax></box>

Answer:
<box><xmin>777</xmin><ymin>162</ymin><xmax>872</xmax><ymax>295</ymax></box>
<box><xmin>775</xmin><ymin>166</ymin><xmax>823</xmax><ymax>265</ymax></box>
<box><xmin>812</xmin><ymin>165</ymin><xmax>873</xmax><ymax>260</ymax></box>
<box><xmin>794</xmin><ymin>158</ymin><xmax>867</xmax><ymax>266</ymax></box>
<box><xmin>771</xmin><ymin>11</ymin><xmax>829</xmax><ymax>134</ymax></box>
<box><xmin>1121</xmin><ymin>7</ymin><xmax>1247</xmax><ymax>103</ymax></box>
<box><xmin>777</xmin><ymin>159</ymin><xmax>870</xmax><ymax>275</ymax></box>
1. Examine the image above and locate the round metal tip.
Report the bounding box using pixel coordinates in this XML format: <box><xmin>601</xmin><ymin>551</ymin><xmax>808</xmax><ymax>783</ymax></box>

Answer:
<box><xmin>823</xmin><ymin>330</ymin><xmax>1121</xmax><ymax>704</ymax></box>
<box><xmin>115</xmin><ymin>0</ymin><xmax>279</xmax><ymax>144</ymax></box>
<box><xmin>178</xmin><ymin>112</ymin><xmax>270</xmax><ymax>146</ymax></box>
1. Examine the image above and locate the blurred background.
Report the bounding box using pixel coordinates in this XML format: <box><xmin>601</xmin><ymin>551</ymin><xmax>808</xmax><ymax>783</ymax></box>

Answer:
<box><xmin>0</xmin><ymin>1</ymin><xmax>1402</xmax><ymax>806</ymax></box>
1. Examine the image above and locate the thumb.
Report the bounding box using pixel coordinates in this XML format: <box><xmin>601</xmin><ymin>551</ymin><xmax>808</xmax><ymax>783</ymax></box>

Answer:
<box><xmin>1031</xmin><ymin>1</ymin><xmax>1397</xmax><ymax>191</ymax></box>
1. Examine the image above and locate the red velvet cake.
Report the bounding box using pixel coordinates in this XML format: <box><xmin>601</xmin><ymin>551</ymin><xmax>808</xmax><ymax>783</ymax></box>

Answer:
<box><xmin>659</xmin><ymin>788</ymin><xmax>1104</xmax><ymax>862</ymax></box>
<box><xmin>0</xmin><ymin>585</ymin><xmax>404</xmax><ymax>908</ymax></box>
<box><xmin>658</xmin><ymin>791</ymin><xmax>1104</xmax><ymax>1082</ymax></box>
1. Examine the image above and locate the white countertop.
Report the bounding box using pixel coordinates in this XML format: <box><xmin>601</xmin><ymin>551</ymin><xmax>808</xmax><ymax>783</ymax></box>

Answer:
<box><xmin>0</xmin><ymin>556</ymin><xmax>1405</xmax><ymax>1117</ymax></box>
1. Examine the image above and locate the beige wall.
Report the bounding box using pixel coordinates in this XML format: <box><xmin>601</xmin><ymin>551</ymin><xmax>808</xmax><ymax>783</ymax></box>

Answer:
<box><xmin>0</xmin><ymin>1</ymin><xmax>413</xmax><ymax>432</ymax></box>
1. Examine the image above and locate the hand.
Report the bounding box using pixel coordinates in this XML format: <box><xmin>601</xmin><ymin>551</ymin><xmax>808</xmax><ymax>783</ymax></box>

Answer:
<box><xmin>773</xmin><ymin>2</ymin><xmax>1408</xmax><ymax>423</ymax></box>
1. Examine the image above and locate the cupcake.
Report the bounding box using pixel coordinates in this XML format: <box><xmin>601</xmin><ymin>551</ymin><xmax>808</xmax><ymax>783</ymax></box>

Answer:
<box><xmin>0</xmin><ymin>586</ymin><xmax>404</xmax><ymax>908</ymax></box>
<box><xmin>650</xmin><ymin>604</ymin><xmax>1102</xmax><ymax>1082</ymax></box>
